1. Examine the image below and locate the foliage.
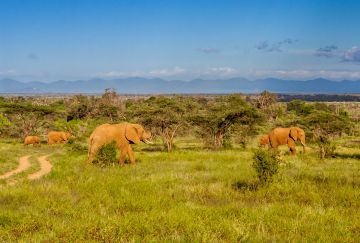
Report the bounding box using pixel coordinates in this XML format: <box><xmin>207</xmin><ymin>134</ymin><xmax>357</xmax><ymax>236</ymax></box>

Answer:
<box><xmin>287</xmin><ymin>100</ymin><xmax>315</xmax><ymax>116</ymax></box>
<box><xmin>317</xmin><ymin>136</ymin><xmax>336</xmax><ymax>159</ymax></box>
<box><xmin>66</xmin><ymin>95</ymin><xmax>95</xmax><ymax>121</ymax></box>
<box><xmin>253</xmin><ymin>90</ymin><xmax>278</xmax><ymax>109</ymax></box>
<box><xmin>92</xmin><ymin>141</ymin><xmax>118</xmax><ymax>167</ymax></box>
<box><xmin>127</xmin><ymin>96</ymin><xmax>195</xmax><ymax>151</ymax></box>
<box><xmin>190</xmin><ymin>95</ymin><xmax>263</xmax><ymax>149</ymax></box>
<box><xmin>0</xmin><ymin>113</ymin><xmax>11</xmax><ymax>128</ymax></box>
<box><xmin>252</xmin><ymin>148</ymin><xmax>281</xmax><ymax>184</ymax></box>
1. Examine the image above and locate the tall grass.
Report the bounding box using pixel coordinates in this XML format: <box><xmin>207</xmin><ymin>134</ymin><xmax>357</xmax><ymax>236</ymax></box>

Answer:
<box><xmin>0</xmin><ymin>139</ymin><xmax>359</xmax><ymax>241</ymax></box>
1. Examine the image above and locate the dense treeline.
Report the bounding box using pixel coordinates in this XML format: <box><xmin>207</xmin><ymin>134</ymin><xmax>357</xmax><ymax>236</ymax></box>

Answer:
<box><xmin>277</xmin><ymin>93</ymin><xmax>360</xmax><ymax>102</ymax></box>
<box><xmin>0</xmin><ymin>90</ymin><xmax>357</xmax><ymax>157</ymax></box>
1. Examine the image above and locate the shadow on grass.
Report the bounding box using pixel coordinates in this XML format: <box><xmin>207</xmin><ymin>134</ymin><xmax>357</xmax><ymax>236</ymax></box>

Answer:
<box><xmin>334</xmin><ymin>152</ymin><xmax>360</xmax><ymax>160</ymax></box>
<box><xmin>232</xmin><ymin>180</ymin><xmax>260</xmax><ymax>192</ymax></box>
<box><xmin>294</xmin><ymin>173</ymin><xmax>360</xmax><ymax>188</ymax></box>
<box><xmin>140</xmin><ymin>145</ymin><xmax>203</xmax><ymax>152</ymax></box>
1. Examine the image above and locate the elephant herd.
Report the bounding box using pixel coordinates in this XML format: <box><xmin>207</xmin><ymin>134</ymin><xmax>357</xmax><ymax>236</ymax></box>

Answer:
<box><xmin>23</xmin><ymin>123</ymin><xmax>306</xmax><ymax>166</ymax></box>
<box><xmin>24</xmin><ymin>131</ymin><xmax>72</xmax><ymax>146</ymax></box>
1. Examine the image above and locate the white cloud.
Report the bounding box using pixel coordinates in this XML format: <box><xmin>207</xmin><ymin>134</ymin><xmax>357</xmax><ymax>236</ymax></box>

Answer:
<box><xmin>94</xmin><ymin>71</ymin><xmax>142</xmax><ymax>78</ymax></box>
<box><xmin>342</xmin><ymin>46</ymin><xmax>360</xmax><ymax>63</ymax></box>
<box><xmin>94</xmin><ymin>67</ymin><xmax>186</xmax><ymax>79</ymax></box>
<box><xmin>198</xmin><ymin>48</ymin><xmax>220</xmax><ymax>54</ymax></box>
<box><xmin>0</xmin><ymin>69</ymin><xmax>16</xmax><ymax>76</ymax></box>
<box><xmin>148</xmin><ymin>66</ymin><xmax>185</xmax><ymax>77</ymax></box>
<box><xmin>249</xmin><ymin>69</ymin><xmax>360</xmax><ymax>80</ymax></box>
<box><xmin>204</xmin><ymin>67</ymin><xmax>239</xmax><ymax>77</ymax></box>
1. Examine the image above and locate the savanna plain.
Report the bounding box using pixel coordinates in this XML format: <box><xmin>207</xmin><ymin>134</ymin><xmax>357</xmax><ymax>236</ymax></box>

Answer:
<box><xmin>0</xmin><ymin>92</ymin><xmax>359</xmax><ymax>242</ymax></box>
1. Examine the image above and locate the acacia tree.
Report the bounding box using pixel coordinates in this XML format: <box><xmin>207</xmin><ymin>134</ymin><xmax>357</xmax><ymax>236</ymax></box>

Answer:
<box><xmin>0</xmin><ymin>101</ymin><xmax>57</xmax><ymax>138</ymax></box>
<box><xmin>0</xmin><ymin>113</ymin><xmax>11</xmax><ymax>137</ymax></box>
<box><xmin>66</xmin><ymin>95</ymin><xmax>95</xmax><ymax>121</ymax></box>
<box><xmin>127</xmin><ymin>96</ymin><xmax>194</xmax><ymax>152</ymax></box>
<box><xmin>254</xmin><ymin>90</ymin><xmax>277</xmax><ymax>109</ymax></box>
<box><xmin>253</xmin><ymin>90</ymin><xmax>281</xmax><ymax>120</ymax></box>
<box><xmin>190</xmin><ymin>95</ymin><xmax>263</xmax><ymax>149</ymax></box>
<box><xmin>97</xmin><ymin>88</ymin><xmax>124</xmax><ymax>122</ymax></box>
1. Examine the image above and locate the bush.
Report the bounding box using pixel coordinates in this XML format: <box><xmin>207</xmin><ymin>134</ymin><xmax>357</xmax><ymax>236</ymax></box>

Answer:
<box><xmin>252</xmin><ymin>149</ymin><xmax>281</xmax><ymax>184</ymax></box>
<box><xmin>92</xmin><ymin>142</ymin><xmax>118</xmax><ymax>167</ymax></box>
<box><xmin>318</xmin><ymin>136</ymin><xmax>336</xmax><ymax>159</ymax></box>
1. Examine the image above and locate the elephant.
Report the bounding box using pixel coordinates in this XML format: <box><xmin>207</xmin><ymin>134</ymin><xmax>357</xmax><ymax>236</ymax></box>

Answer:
<box><xmin>260</xmin><ymin>127</ymin><xmax>306</xmax><ymax>155</ymax></box>
<box><xmin>87</xmin><ymin>123</ymin><xmax>152</xmax><ymax>165</ymax></box>
<box><xmin>47</xmin><ymin>131</ymin><xmax>72</xmax><ymax>145</ymax></box>
<box><xmin>24</xmin><ymin>135</ymin><xmax>41</xmax><ymax>146</ymax></box>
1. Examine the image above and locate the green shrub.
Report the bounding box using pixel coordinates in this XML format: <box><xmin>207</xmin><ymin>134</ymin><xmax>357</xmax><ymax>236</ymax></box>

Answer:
<box><xmin>92</xmin><ymin>142</ymin><xmax>118</xmax><ymax>167</ymax></box>
<box><xmin>318</xmin><ymin>136</ymin><xmax>336</xmax><ymax>159</ymax></box>
<box><xmin>252</xmin><ymin>149</ymin><xmax>281</xmax><ymax>184</ymax></box>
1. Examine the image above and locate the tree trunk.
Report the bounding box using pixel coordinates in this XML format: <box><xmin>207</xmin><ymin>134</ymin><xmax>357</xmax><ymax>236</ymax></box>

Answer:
<box><xmin>213</xmin><ymin>132</ymin><xmax>224</xmax><ymax>150</ymax></box>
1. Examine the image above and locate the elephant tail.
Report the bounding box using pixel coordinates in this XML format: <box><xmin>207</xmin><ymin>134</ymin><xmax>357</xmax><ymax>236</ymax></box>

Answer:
<box><xmin>86</xmin><ymin>137</ymin><xmax>95</xmax><ymax>164</ymax></box>
<box><xmin>88</xmin><ymin>137</ymin><xmax>94</xmax><ymax>158</ymax></box>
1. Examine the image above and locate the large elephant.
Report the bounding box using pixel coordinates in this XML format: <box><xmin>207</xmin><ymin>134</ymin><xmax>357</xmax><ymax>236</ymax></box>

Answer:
<box><xmin>260</xmin><ymin>127</ymin><xmax>306</xmax><ymax>155</ymax></box>
<box><xmin>24</xmin><ymin>135</ymin><xmax>40</xmax><ymax>146</ymax></box>
<box><xmin>47</xmin><ymin>131</ymin><xmax>72</xmax><ymax>145</ymax></box>
<box><xmin>87</xmin><ymin>123</ymin><xmax>152</xmax><ymax>165</ymax></box>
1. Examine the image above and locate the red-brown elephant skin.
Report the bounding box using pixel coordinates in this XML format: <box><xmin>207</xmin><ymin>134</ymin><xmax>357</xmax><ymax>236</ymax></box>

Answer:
<box><xmin>24</xmin><ymin>136</ymin><xmax>41</xmax><ymax>146</ymax></box>
<box><xmin>47</xmin><ymin>131</ymin><xmax>72</xmax><ymax>145</ymax></box>
<box><xmin>87</xmin><ymin>123</ymin><xmax>152</xmax><ymax>165</ymax></box>
<box><xmin>260</xmin><ymin>127</ymin><xmax>306</xmax><ymax>155</ymax></box>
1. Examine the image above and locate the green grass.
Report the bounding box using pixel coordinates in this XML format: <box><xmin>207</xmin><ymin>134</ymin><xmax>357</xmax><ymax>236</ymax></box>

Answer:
<box><xmin>0</xmin><ymin>139</ymin><xmax>359</xmax><ymax>241</ymax></box>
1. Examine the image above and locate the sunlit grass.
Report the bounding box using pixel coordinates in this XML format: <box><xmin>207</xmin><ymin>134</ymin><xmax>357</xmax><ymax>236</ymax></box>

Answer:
<box><xmin>0</xmin><ymin>139</ymin><xmax>359</xmax><ymax>241</ymax></box>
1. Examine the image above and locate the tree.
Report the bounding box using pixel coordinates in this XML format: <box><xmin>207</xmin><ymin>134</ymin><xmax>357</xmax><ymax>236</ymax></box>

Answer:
<box><xmin>190</xmin><ymin>95</ymin><xmax>263</xmax><ymax>149</ymax></box>
<box><xmin>301</xmin><ymin>106</ymin><xmax>353</xmax><ymax>158</ymax></box>
<box><xmin>66</xmin><ymin>95</ymin><xmax>95</xmax><ymax>121</ymax></box>
<box><xmin>254</xmin><ymin>91</ymin><xmax>277</xmax><ymax>109</ymax></box>
<box><xmin>127</xmin><ymin>96</ymin><xmax>193</xmax><ymax>152</ymax></box>
<box><xmin>0</xmin><ymin>113</ymin><xmax>11</xmax><ymax>137</ymax></box>
<box><xmin>253</xmin><ymin>91</ymin><xmax>281</xmax><ymax>120</ymax></box>
<box><xmin>97</xmin><ymin>88</ymin><xmax>123</xmax><ymax>122</ymax></box>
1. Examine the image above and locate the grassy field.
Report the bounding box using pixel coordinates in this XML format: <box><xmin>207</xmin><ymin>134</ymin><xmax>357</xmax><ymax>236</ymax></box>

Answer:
<box><xmin>0</xmin><ymin>138</ymin><xmax>359</xmax><ymax>242</ymax></box>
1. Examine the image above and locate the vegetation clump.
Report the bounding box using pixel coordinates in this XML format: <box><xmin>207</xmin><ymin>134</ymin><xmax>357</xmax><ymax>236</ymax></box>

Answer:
<box><xmin>252</xmin><ymin>148</ymin><xmax>281</xmax><ymax>184</ymax></box>
<box><xmin>92</xmin><ymin>141</ymin><xmax>118</xmax><ymax>167</ymax></box>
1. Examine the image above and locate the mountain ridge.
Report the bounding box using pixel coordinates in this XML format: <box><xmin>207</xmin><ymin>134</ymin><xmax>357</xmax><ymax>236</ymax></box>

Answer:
<box><xmin>1</xmin><ymin>77</ymin><xmax>360</xmax><ymax>94</ymax></box>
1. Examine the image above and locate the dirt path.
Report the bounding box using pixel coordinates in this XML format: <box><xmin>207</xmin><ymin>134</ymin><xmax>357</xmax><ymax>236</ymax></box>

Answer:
<box><xmin>27</xmin><ymin>155</ymin><xmax>52</xmax><ymax>180</ymax></box>
<box><xmin>0</xmin><ymin>155</ymin><xmax>31</xmax><ymax>179</ymax></box>
<box><xmin>0</xmin><ymin>154</ymin><xmax>53</xmax><ymax>185</ymax></box>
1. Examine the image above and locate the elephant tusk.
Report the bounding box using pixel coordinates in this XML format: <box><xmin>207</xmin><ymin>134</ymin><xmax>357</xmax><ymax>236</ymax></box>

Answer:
<box><xmin>144</xmin><ymin>139</ymin><xmax>154</xmax><ymax>144</ymax></box>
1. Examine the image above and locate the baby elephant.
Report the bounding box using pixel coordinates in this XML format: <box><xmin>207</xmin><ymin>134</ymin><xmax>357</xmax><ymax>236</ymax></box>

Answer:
<box><xmin>47</xmin><ymin>131</ymin><xmax>72</xmax><ymax>145</ymax></box>
<box><xmin>24</xmin><ymin>135</ymin><xmax>41</xmax><ymax>147</ymax></box>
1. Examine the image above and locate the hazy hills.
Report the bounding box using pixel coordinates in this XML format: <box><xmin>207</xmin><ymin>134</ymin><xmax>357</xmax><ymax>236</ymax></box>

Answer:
<box><xmin>1</xmin><ymin>77</ymin><xmax>360</xmax><ymax>94</ymax></box>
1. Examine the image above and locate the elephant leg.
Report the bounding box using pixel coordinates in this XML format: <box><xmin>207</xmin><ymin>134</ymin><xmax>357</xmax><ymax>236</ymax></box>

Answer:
<box><xmin>287</xmin><ymin>139</ymin><xmax>296</xmax><ymax>155</ymax></box>
<box><xmin>119</xmin><ymin>147</ymin><xmax>127</xmax><ymax>166</ymax></box>
<box><xmin>127</xmin><ymin>145</ymin><xmax>136</xmax><ymax>165</ymax></box>
<box><xmin>87</xmin><ymin>151</ymin><xmax>96</xmax><ymax>164</ymax></box>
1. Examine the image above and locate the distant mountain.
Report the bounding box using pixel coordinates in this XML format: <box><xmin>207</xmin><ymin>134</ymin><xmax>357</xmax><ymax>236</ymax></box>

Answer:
<box><xmin>1</xmin><ymin>77</ymin><xmax>360</xmax><ymax>94</ymax></box>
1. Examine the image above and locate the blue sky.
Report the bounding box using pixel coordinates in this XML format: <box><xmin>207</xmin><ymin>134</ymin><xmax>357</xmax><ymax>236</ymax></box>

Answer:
<box><xmin>0</xmin><ymin>0</ymin><xmax>360</xmax><ymax>82</ymax></box>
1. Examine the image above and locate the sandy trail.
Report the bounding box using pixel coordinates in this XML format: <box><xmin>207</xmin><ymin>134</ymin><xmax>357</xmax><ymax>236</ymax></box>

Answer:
<box><xmin>0</xmin><ymin>155</ymin><xmax>31</xmax><ymax>180</ymax></box>
<box><xmin>27</xmin><ymin>155</ymin><xmax>52</xmax><ymax>180</ymax></box>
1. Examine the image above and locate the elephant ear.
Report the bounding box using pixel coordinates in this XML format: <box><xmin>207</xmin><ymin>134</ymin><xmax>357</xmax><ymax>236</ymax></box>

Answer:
<box><xmin>289</xmin><ymin>127</ymin><xmax>298</xmax><ymax>141</ymax></box>
<box><xmin>61</xmin><ymin>132</ymin><xmax>67</xmax><ymax>140</ymax></box>
<box><xmin>125</xmin><ymin>125</ymin><xmax>141</xmax><ymax>144</ymax></box>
